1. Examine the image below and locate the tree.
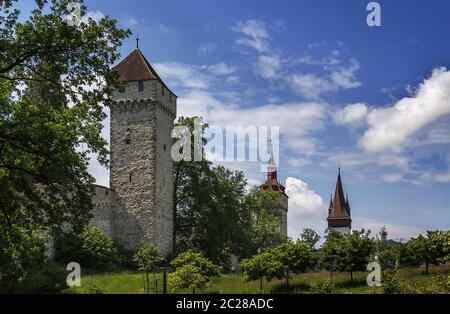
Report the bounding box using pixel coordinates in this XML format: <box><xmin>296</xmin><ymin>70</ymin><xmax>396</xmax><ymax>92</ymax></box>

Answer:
<box><xmin>271</xmin><ymin>241</ymin><xmax>313</xmax><ymax>287</ymax></box>
<box><xmin>407</xmin><ymin>231</ymin><xmax>449</xmax><ymax>274</ymax></box>
<box><xmin>373</xmin><ymin>226</ymin><xmax>398</xmax><ymax>271</ymax></box>
<box><xmin>133</xmin><ymin>241</ymin><xmax>165</xmax><ymax>293</ymax></box>
<box><xmin>0</xmin><ymin>0</ymin><xmax>129</xmax><ymax>288</ymax></box>
<box><xmin>242</xmin><ymin>188</ymin><xmax>287</xmax><ymax>256</ymax></box>
<box><xmin>300</xmin><ymin>228</ymin><xmax>320</xmax><ymax>251</ymax></box>
<box><xmin>338</xmin><ymin>229</ymin><xmax>374</xmax><ymax>284</ymax></box>
<box><xmin>241</xmin><ymin>251</ymin><xmax>274</xmax><ymax>291</ymax></box>
<box><xmin>169</xmin><ymin>250</ymin><xmax>221</xmax><ymax>293</ymax></box>
<box><xmin>320</xmin><ymin>229</ymin><xmax>374</xmax><ymax>284</ymax></box>
<box><xmin>55</xmin><ymin>227</ymin><xmax>119</xmax><ymax>271</ymax></box>
<box><xmin>320</xmin><ymin>229</ymin><xmax>344</xmax><ymax>279</ymax></box>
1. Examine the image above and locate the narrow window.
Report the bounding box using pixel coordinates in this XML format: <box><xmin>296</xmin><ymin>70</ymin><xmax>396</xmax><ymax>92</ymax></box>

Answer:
<box><xmin>138</xmin><ymin>80</ymin><xmax>144</xmax><ymax>92</ymax></box>
<box><xmin>125</xmin><ymin>128</ymin><xmax>131</xmax><ymax>144</ymax></box>
<box><xmin>129</xmin><ymin>173</ymin><xmax>132</xmax><ymax>183</ymax></box>
<box><xmin>163</xmin><ymin>144</ymin><xmax>166</xmax><ymax>151</ymax></box>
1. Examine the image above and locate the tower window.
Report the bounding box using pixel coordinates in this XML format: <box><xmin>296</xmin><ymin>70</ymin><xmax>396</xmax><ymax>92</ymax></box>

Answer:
<box><xmin>138</xmin><ymin>80</ymin><xmax>144</xmax><ymax>92</ymax></box>
<box><xmin>129</xmin><ymin>173</ymin><xmax>132</xmax><ymax>183</ymax></box>
<box><xmin>163</xmin><ymin>144</ymin><xmax>166</xmax><ymax>151</ymax></box>
<box><xmin>125</xmin><ymin>128</ymin><xmax>131</xmax><ymax>144</ymax></box>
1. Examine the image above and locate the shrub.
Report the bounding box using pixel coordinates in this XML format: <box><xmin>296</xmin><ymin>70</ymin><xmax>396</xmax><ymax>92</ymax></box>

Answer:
<box><xmin>133</xmin><ymin>241</ymin><xmax>164</xmax><ymax>293</ymax></box>
<box><xmin>382</xmin><ymin>272</ymin><xmax>401</xmax><ymax>294</ymax></box>
<box><xmin>169</xmin><ymin>251</ymin><xmax>221</xmax><ymax>293</ymax></box>
<box><xmin>311</xmin><ymin>279</ymin><xmax>333</xmax><ymax>294</ymax></box>
<box><xmin>54</xmin><ymin>227</ymin><xmax>119</xmax><ymax>271</ymax></box>
<box><xmin>13</xmin><ymin>261</ymin><xmax>67</xmax><ymax>293</ymax></box>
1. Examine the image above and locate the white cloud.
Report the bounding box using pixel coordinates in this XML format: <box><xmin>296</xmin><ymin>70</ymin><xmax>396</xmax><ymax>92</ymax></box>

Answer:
<box><xmin>197</xmin><ymin>42</ymin><xmax>217</xmax><ymax>56</ymax></box>
<box><xmin>285</xmin><ymin>177</ymin><xmax>327</xmax><ymax>239</ymax></box>
<box><xmin>81</xmin><ymin>10</ymin><xmax>105</xmax><ymax>23</ymax></box>
<box><xmin>382</xmin><ymin>173</ymin><xmax>403</xmax><ymax>183</ymax></box>
<box><xmin>154</xmin><ymin>62</ymin><xmax>210</xmax><ymax>89</ymax></box>
<box><xmin>334</xmin><ymin>103</ymin><xmax>368</xmax><ymax>126</ymax></box>
<box><xmin>354</xmin><ymin>217</ymin><xmax>425</xmax><ymax>241</ymax></box>
<box><xmin>201</xmin><ymin>63</ymin><xmax>235</xmax><ymax>76</ymax></box>
<box><xmin>233</xmin><ymin>19</ymin><xmax>269</xmax><ymax>53</ymax></box>
<box><xmin>360</xmin><ymin>67</ymin><xmax>450</xmax><ymax>152</ymax></box>
<box><xmin>434</xmin><ymin>172</ymin><xmax>450</xmax><ymax>183</ymax></box>
<box><xmin>256</xmin><ymin>55</ymin><xmax>281</xmax><ymax>79</ymax></box>
<box><xmin>288</xmin><ymin>60</ymin><xmax>361</xmax><ymax>100</ymax></box>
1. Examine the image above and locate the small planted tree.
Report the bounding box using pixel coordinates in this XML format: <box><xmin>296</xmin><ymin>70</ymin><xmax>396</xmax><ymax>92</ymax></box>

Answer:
<box><xmin>241</xmin><ymin>251</ymin><xmax>272</xmax><ymax>292</ymax></box>
<box><xmin>272</xmin><ymin>241</ymin><xmax>313</xmax><ymax>288</ymax></box>
<box><xmin>169</xmin><ymin>251</ymin><xmax>221</xmax><ymax>293</ymax></box>
<box><xmin>133</xmin><ymin>241</ymin><xmax>165</xmax><ymax>293</ymax></box>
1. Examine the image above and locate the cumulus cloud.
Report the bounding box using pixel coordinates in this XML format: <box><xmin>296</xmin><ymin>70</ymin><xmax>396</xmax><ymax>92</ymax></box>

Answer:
<box><xmin>334</xmin><ymin>103</ymin><xmax>368</xmax><ymax>126</ymax></box>
<box><xmin>285</xmin><ymin>177</ymin><xmax>327</xmax><ymax>239</ymax></box>
<box><xmin>256</xmin><ymin>55</ymin><xmax>281</xmax><ymax>79</ymax></box>
<box><xmin>288</xmin><ymin>59</ymin><xmax>361</xmax><ymax>100</ymax></box>
<box><xmin>233</xmin><ymin>19</ymin><xmax>269</xmax><ymax>53</ymax></box>
<box><xmin>360</xmin><ymin>67</ymin><xmax>450</xmax><ymax>152</ymax></box>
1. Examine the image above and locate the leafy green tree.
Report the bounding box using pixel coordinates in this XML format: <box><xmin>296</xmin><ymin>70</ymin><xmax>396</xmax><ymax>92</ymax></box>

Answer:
<box><xmin>373</xmin><ymin>227</ymin><xmax>398</xmax><ymax>271</ymax></box>
<box><xmin>169</xmin><ymin>250</ymin><xmax>221</xmax><ymax>293</ymax></box>
<box><xmin>271</xmin><ymin>240</ymin><xmax>313</xmax><ymax>287</ymax></box>
<box><xmin>320</xmin><ymin>229</ymin><xmax>374</xmax><ymax>284</ymax></box>
<box><xmin>241</xmin><ymin>251</ymin><xmax>274</xmax><ymax>291</ymax></box>
<box><xmin>133</xmin><ymin>241</ymin><xmax>165</xmax><ymax>293</ymax></box>
<box><xmin>338</xmin><ymin>229</ymin><xmax>374</xmax><ymax>283</ymax></box>
<box><xmin>407</xmin><ymin>231</ymin><xmax>449</xmax><ymax>274</ymax></box>
<box><xmin>300</xmin><ymin>228</ymin><xmax>321</xmax><ymax>251</ymax></box>
<box><xmin>0</xmin><ymin>0</ymin><xmax>129</xmax><ymax>288</ymax></box>
<box><xmin>243</xmin><ymin>188</ymin><xmax>287</xmax><ymax>256</ymax></box>
<box><xmin>320</xmin><ymin>229</ymin><xmax>344</xmax><ymax>279</ymax></box>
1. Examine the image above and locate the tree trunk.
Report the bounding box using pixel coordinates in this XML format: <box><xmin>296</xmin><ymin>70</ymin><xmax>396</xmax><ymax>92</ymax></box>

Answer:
<box><xmin>193</xmin><ymin>287</ymin><xmax>196</xmax><ymax>294</ymax></box>
<box><xmin>146</xmin><ymin>272</ymin><xmax>150</xmax><ymax>294</ymax></box>
<box><xmin>425</xmin><ymin>257</ymin><xmax>429</xmax><ymax>275</ymax></box>
<box><xmin>260</xmin><ymin>277</ymin><xmax>263</xmax><ymax>291</ymax></box>
<box><xmin>350</xmin><ymin>270</ymin><xmax>353</xmax><ymax>284</ymax></box>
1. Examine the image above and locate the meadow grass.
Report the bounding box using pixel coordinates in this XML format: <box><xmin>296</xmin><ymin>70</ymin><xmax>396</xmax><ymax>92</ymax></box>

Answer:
<box><xmin>63</xmin><ymin>265</ymin><xmax>449</xmax><ymax>294</ymax></box>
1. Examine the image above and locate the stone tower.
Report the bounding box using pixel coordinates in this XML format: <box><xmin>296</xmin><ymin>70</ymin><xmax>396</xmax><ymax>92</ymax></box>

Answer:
<box><xmin>327</xmin><ymin>168</ymin><xmax>352</xmax><ymax>235</ymax></box>
<box><xmin>259</xmin><ymin>153</ymin><xmax>288</xmax><ymax>236</ymax></box>
<box><xmin>108</xmin><ymin>48</ymin><xmax>176</xmax><ymax>257</ymax></box>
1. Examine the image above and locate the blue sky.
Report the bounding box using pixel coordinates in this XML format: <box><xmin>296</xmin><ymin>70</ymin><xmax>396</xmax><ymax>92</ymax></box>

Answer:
<box><xmin>17</xmin><ymin>0</ymin><xmax>450</xmax><ymax>240</ymax></box>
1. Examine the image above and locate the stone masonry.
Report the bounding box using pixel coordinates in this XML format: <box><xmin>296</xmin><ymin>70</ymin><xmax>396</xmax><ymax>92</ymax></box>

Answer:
<box><xmin>90</xmin><ymin>49</ymin><xmax>176</xmax><ymax>257</ymax></box>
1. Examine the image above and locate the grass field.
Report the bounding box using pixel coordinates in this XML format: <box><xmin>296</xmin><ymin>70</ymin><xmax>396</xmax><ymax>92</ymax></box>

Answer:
<box><xmin>64</xmin><ymin>265</ymin><xmax>449</xmax><ymax>294</ymax></box>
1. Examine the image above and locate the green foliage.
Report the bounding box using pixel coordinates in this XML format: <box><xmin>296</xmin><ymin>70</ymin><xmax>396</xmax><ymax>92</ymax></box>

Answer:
<box><xmin>0</xmin><ymin>0</ymin><xmax>129</xmax><ymax>288</ymax></box>
<box><xmin>320</xmin><ymin>229</ymin><xmax>374</xmax><ymax>283</ymax></box>
<box><xmin>300</xmin><ymin>228</ymin><xmax>320</xmax><ymax>251</ymax></box>
<box><xmin>373</xmin><ymin>227</ymin><xmax>399</xmax><ymax>270</ymax></box>
<box><xmin>173</xmin><ymin>117</ymin><xmax>285</xmax><ymax>265</ymax></box>
<box><xmin>0</xmin><ymin>226</ymin><xmax>48</xmax><ymax>290</ymax></box>
<box><xmin>270</xmin><ymin>241</ymin><xmax>313</xmax><ymax>286</ymax></box>
<box><xmin>405</xmin><ymin>231</ymin><xmax>450</xmax><ymax>273</ymax></box>
<box><xmin>55</xmin><ymin>227</ymin><xmax>119</xmax><ymax>270</ymax></box>
<box><xmin>382</xmin><ymin>272</ymin><xmax>401</xmax><ymax>294</ymax></box>
<box><xmin>3</xmin><ymin>260</ymin><xmax>66</xmax><ymax>293</ymax></box>
<box><xmin>169</xmin><ymin>250</ymin><xmax>222</xmax><ymax>293</ymax></box>
<box><xmin>133</xmin><ymin>241</ymin><xmax>165</xmax><ymax>274</ymax></box>
<box><xmin>311</xmin><ymin>279</ymin><xmax>334</xmax><ymax>294</ymax></box>
<box><xmin>133</xmin><ymin>240</ymin><xmax>165</xmax><ymax>293</ymax></box>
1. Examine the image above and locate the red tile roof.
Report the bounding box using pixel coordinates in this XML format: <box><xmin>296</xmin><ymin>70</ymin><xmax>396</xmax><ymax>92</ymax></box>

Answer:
<box><xmin>328</xmin><ymin>171</ymin><xmax>351</xmax><ymax>220</ymax></box>
<box><xmin>112</xmin><ymin>49</ymin><xmax>177</xmax><ymax>97</ymax></box>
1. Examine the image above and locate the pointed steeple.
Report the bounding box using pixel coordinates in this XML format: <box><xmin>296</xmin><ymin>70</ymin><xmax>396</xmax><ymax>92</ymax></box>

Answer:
<box><xmin>328</xmin><ymin>168</ymin><xmax>351</xmax><ymax>219</ymax></box>
<box><xmin>267</xmin><ymin>151</ymin><xmax>277</xmax><ymax>181</ymax></box>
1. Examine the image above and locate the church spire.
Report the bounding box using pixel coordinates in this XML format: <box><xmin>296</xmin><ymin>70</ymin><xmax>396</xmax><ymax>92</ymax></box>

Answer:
<box><xmin>267</xmin><ymin>151</ymin><xmax>277</xmax><ymax>181</ymax></box>
<box><xmin>327</xmin><ymin>167</ymin><xmax>352</xmax><ymax>233</ymax></box>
